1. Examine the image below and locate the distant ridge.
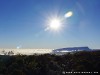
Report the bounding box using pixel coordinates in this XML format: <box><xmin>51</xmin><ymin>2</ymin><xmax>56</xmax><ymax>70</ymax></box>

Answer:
<box><xmin>53</xmin><ymin>46</ymin><xmax>91</xmax><ymax>52</ymax></box>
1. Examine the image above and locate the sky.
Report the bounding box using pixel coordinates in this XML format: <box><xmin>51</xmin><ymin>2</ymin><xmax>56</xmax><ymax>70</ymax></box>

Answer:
<box><xmin>0</xmin><ymin>0</ymin><xmax>100</xmax><ymax>49</ymax></box>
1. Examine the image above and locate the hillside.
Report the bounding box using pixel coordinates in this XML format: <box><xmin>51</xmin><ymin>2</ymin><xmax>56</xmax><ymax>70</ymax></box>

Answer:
<box><xmin>0</xmin><ymin>50</ymin><xmax>100</xmax><ymax>75</ymax></box>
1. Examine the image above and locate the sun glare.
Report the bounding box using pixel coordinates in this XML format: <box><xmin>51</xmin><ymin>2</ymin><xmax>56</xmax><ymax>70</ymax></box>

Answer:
<box><xmin>45</xmin><ymin>11</ymin><xmax>73</xmax><ymax>32</ymax></box>
<box><xmin>49</xmin><ymin>18</ymin><xmax>61</xmax><ymax>30</ymax></box>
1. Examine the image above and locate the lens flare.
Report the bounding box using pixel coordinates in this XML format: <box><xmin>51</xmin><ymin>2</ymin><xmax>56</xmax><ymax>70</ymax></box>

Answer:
<box><xmin>64</xmin><ymin>11</ymin><xmax>73</xmax><ymax>18</ymax></box>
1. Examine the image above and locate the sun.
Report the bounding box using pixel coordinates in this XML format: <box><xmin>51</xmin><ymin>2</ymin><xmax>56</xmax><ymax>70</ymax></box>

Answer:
<box><xmin>44</xmin><ymin>11</ymin><xmax>73</xmax><ymax>32</ymax></box>
<box><xmin>49</xmin><ymin>18</ymin><xmax>61</xmax><ymax>30</ymax></box>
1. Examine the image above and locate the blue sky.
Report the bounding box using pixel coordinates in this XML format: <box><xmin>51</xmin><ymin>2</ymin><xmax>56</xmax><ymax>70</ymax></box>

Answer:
<box><xmin>0</xmin><ymin>0</ymin><xmax>100</xmax><ymax>49</ymax></box>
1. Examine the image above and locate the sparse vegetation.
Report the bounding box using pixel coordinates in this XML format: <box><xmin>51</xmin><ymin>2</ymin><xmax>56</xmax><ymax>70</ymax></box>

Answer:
<box><xmin>1</xmin><ymin>50</ymin><xmax>14</xmax><ymax>55</ymax></box>
<box><xmin>0</xmin><ymin>51</ymin><xmax>100</xmax><ymax>75</ymax></box>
